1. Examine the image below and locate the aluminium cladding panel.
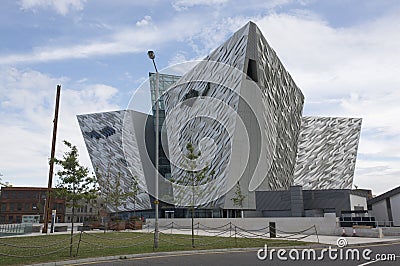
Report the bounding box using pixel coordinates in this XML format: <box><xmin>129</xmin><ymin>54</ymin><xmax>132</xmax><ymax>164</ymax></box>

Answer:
<box><xmin>77</xmin><ymin>110</ymin><xmax>152</xmax><ymax>210</ymax></box>
<box><xmin>163</xmin><ymin>23</ymin><xmax>249</xmax><ymax>208</ymax></box>
<box><xmin>163</xmin><ymin>81</ymin><xmax>241</xmax><ymax>207</ymax></box>
<box><xmin>164</xmin><ymin>21</ymin><xmax>305</xmax><ymax>209</ymax></box>
<box><xmin>247</xmin><ymin>22</ymin><xmax>305</xmax><ymax>191</ymax></box>
<box><xmin>293</xmin><ymin>116</ymin><xmax>362</xmax><ymax>190</ymax></box>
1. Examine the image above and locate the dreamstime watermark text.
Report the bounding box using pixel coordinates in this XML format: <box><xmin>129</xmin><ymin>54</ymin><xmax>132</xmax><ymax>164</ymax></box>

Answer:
<box><xmin>257</xmin><ymin>238</ymin><xmax>397</xmax><ymax>262</ymax></box>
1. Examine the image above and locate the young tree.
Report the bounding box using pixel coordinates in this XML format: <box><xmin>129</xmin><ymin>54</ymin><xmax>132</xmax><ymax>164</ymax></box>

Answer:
<box><xmin>231</xmin><ymin>181</ymin><xmax>246</xmax><ymax>218</ymax></box>
<box><xmin>129</xmin><ymin>177</ymin><xmax>140</xmax><ymax>218</ymax></box>
<box><xmin>0</xmin><ymin>173</ymin><xmax>11</xmax><ymax>187</ymax></box>
<box><xmin>54</xmin><ymin>140</ymin><xmax>97</xmax><ymax>256</ymax></box>
<box><xmin>96</xmin><ymin>168</ymin><xmax>140</xmax><ymax>220</ymax></box>
<box><xmin>175</xmin><ymin>143</ymin><xmax>215</xmax><ymax>247</ymax></box>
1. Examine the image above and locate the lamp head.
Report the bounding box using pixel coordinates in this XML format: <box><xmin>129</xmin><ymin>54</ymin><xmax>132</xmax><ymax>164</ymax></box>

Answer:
<box><xmin>147</xmin><ymin>50</ymin><xmax>155</xmax><ymax>60</ymax></box>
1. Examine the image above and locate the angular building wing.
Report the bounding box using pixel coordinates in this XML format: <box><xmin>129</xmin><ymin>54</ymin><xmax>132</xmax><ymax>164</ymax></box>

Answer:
<box><xmin>77</xmin><ymin>110</ymin><xmax>153</xmax><ymax>211</ymax></box>
<box><xmin>294</xmin><ymin>116</ymin><xmax>362</xmax><ymax>190</ymax></box>
<box><xmin>163</xmin><ymin>21</ymin><xmax>304</xmax><ymax>209</ymax></box>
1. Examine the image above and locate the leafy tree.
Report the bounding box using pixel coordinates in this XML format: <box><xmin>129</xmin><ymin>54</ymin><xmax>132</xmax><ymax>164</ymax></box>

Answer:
<box><xmin>0</xmin><ymin>174</ymin><xmax>11</xmax><ymax>187</ymax></box>
<box><xmin>130</xmin><ymin>177</ymin><xmax>140</xmax><ymax>218</ymax></box>
<box><xmin>96</xmin><ymin>168</ymin><xmax>140</xmax><ymax>220</ymax></box>
<box><xmin>175</xmin><ymin>143</ymin><xmax>215</xmax><ymax>247</ymax></box>
<box><xmin>54</xmin><ymin>140</ymin><xmax>97</xmax><ymax>256</ymax></box>
<box><xmin>231</xmin><ymin>181</ymin><xmax>246</xmax><ymax>218</ymax></box>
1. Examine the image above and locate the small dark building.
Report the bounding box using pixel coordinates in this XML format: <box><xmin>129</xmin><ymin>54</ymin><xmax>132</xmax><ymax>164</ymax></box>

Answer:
<box><xmin>0</xmin><ymin>187</ymin><xmax>66</xmax><ymax>224</ymax></box>
<box><xmin>254</xmin><ymin>186</ymin><xmax>371</xmax><ymax>217</ymax></box>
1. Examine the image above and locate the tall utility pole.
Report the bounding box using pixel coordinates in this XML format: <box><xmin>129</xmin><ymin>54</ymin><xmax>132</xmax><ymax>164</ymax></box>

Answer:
<box><xmin>42</xmin><ymin>85</ymin><xmax>61</xmax><ymax>233</ymax></box>
<box><xmin>147</xmin><ymin>51</ymin><xmax>159</xmax><ymax>248</ymax></box>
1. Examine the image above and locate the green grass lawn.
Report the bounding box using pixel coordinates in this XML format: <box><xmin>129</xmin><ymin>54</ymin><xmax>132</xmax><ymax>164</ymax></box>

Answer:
<box><xmin>0</xmin><ymin>231</ymin><xmax>312</xmax><ymax>265</ymax></box>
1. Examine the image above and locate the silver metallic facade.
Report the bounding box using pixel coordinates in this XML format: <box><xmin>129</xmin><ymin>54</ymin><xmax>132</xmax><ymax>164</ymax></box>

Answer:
<box><xmin>77</xmin><ymin>110</ymin><xmax>152</xmax><ymax>211</ymax></box>
<box><xmin>77</xmin><ymin>21</ymin><xmax>362</xmax><ymax>211</ymax></box>
<box><xmin>293</xmin><ymin>116</ymin><xmax>362</xmax><ymax>190</ymax></box>
<box><xmin>163</xmin><ymin>21</ymin><xmax>304</xmax><ymax>209</ymax></box>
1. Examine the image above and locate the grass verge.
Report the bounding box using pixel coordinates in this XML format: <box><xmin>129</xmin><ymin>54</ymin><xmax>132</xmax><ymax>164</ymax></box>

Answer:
<box><xmin>0</xmin><ymin>231</ymin><xmax>312</xmax><ymax>265</ymax></box>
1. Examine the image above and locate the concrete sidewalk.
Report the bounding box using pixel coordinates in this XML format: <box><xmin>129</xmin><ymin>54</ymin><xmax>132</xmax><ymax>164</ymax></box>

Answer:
<box><xmin>2</xmin><ymin>224</ymin><xmax>399</xmax><ymax>246</ymax></box>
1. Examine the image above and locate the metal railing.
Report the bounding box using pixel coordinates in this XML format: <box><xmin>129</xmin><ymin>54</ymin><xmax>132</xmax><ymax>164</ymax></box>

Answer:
<box><xmin>0</xmin><ymin>223</ymin><xmax>33</xmax><ymax>236</ymax></box>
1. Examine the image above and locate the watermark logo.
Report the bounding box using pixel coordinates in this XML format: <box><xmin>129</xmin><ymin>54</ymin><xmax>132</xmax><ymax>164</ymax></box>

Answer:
<box><xmin>257</xmin><ymin>237</ymin><xmax>397</xmax><ymax>262</ymax></box>
<box><xmin>336</xmin><ymin>237</ymin><xmax>348</xmax><ymax>248</ymax></box>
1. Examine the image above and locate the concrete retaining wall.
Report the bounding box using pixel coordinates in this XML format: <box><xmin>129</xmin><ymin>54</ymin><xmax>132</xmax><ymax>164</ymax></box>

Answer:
<box><xmin>382</xmin><ymin>227</ymin><xmax>400</xmax><ymax>236</ymax></box>
<box><xmin>335</xmin><ymin>227</ymin><xmax>383</xmax><ymax>238</ymax></box>
<box><xmin>334</xmin><ymin>226</ymin><xmax>400</xmax><ymax>238</ymax></box>
<box><xmin>148</xmin><ymin>213</ymin><xmax>338</xmax><ymax>235</ymax></box>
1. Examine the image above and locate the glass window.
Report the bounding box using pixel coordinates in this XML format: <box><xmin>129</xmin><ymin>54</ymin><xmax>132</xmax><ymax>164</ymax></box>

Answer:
<box><xmin>1</xmin><ymin>203</ymin><xmax>6</xmax><ymax>212</ymax></box>
<box><xmin>8</xmin><ymin>216</ymin><xmax>13</xmax><ymax>223</ymax></box>
<box><xmin>9</xmin><ymin>203</ymin><xmax>14</xmax><ymax>211</ymax></box>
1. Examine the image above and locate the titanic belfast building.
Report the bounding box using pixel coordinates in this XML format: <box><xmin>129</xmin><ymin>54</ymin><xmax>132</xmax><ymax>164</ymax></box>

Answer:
<box><xmin>77</xmin><ymin>22</ymin><xmax>362</xmax><ymax>218</ymax></box>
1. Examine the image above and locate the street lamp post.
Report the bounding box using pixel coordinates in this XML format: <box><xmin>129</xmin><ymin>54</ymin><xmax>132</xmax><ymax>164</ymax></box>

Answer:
<box><xmin>147</xmin><ymin>50</ymin><xmax>159</xmax><ymax>249</ymax></box>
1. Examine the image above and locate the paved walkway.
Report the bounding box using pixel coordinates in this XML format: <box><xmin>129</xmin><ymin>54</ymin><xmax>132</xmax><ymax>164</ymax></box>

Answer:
<box><xmin>2</xmin><ymin>224</ymin><xmax>399</xmax><ymax>246</ymax></box>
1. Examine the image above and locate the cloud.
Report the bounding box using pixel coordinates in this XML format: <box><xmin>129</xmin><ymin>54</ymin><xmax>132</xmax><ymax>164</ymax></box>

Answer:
<box><xmin>172</xmin><ymin>0</ymin><xmax>228</xmax><ymax>11</ymax></box>
<box><xmin>0</xmin><ymin>15</ymin><xmax>205</xmax><ymax>65</ymax></box>
<box><xmin>168</xmin><ymin>52</ymin><xmax>188</xmax><ymax>65</ymax></box>
<box><xmin>355</xmin><ymin>159</ymin><xmax>400</xmax><ymax>194</ymax></box>
<box><xmin>136</xmin><ymin>15</ymin><xmax>152</xmax><ymax>27</ymax></box>
<box><xmin>18</xmin><ymin>0</ymin><xmax>86</xmax><ymax>15</ymax></box>
<box><xmin>251</xmin><ymin>13</ymin><xmax>400</xmax><ymax>194</ymax></box>
<box><xmin>253</xmin><ymin>13</ymin><xmax>400</xmax><ymax>137</ymax></box>
<box><xmin>0</xmin><ymin>67</ymin><xmax>119</xmax><ymax>187</ymax></box>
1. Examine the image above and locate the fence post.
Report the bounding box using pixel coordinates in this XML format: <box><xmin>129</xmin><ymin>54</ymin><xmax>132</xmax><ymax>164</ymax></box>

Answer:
<box><xmin>234</xmin><ymin>225</ymin><xmax>237</xmax><ymax>247</ymax></box>
<box><xmin>75</xmin><ymin>231</ymin><xmax>83</xmax><ymax>257</ymax></box>
<box><xmin>314</xmin><ymin>225</ymin><xmax>319</xmax><ymax>243</ymax></box>
<box><xmin>197</xmin><ymin>222</ymin><xmax>199</xmax><ymax>236</ymax></box>
<box><xmin>229</xmin><ymin>222</ymin><xmax>232</xmax><ymax>237</ymax></box>
<box><xmin>269</xmin><ymin>222</ymin><xmax>276</xmax><ymax>238</ymax></box>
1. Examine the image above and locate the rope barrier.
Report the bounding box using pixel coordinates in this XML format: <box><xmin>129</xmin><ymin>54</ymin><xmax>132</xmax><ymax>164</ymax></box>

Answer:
<box><xmin>0</xmin><ymin>242</ymin><xmax>74</xmax><ymax>258</ymax></box>
<box><xmin>272</xmin><ymin>225</ymin><xmax>316</xmax><ymax>234</ymax></box>
<box><xmin>234</xmin><ymin>225</ymin><xmax>271</xmax><ymax>232</ymax></box>
<box><xmin>0</xmin><ymin>222</ymin><xmax>320</xmax><ymax>256</ymax></box>
<box><xmin>0</xmin><ymin>235</ymin><xmax>75</xmax><ymax>249</ymax></box>
<box><xmin>198</xmin><ymin>223</ymin><xmax>232</xmax><ymax>230</ymax></box>
<box><xmin>235</xmin><ymin>231</ymin><xmax>270</xmax><ymax>238</ymax></box>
